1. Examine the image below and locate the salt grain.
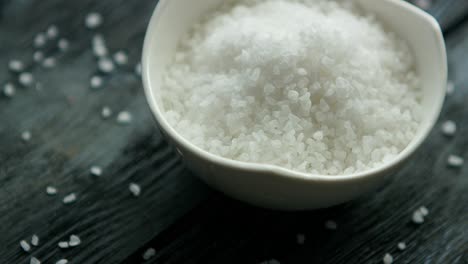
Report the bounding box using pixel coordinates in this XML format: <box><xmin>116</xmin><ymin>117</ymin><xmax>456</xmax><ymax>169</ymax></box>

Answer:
<box><xmin>90</xmin><ymin>75</ymin><xmax>103</xmax><ymax>89</ymax></box>
<box><xmin>397</xmin><ymin>242</ymin><xmax>407</xmax><ymax>251</ymax></box>
<box><xmin>33</xmin><ymin>51</ymin><xmax>44</xmax><ymax>62</ymax></box>
<box><xmin>58</xmin><ymin>38</ymin><xmax>70</xmax><ymax>51</ymax></box>
<box><xmin>47</xmin><ymin>25</ymin><xmax>59</xmax><ymax>39</ymax></box>
<box><xmin>34</xmin><ymin>33</ymin><xmax>47</xmax><ymax>48</ymax></box>
<box><xmin>441</xmin><ymin>120</ymin><xmax>456</xmax><ymax>136</ymax></box>
<box><xmin>3</xmin><ymin>83</ymin><xmax>15</xmax><ymax>97</ymax></box>
<box><xmin>113</xmin><ymin>51</ymin><xmax>128</xmax><ymax>65</ymax></box>
<box><xmin>19</xmin><ymin>72</ymin><xmax>34</xmax><ymax>87</ymax></box>
<box><xmin>383</xmin><ymin>253</ymin><xmax>393</xmax><ymax>264</ymax></box>
<box><xmin>30</xmin><ymin>257</ymin><xmax>41</xmax><ymax>264</ymax></box>
<box><xmin>69</xmin><ymin>235</ymin><xmax>81</xmax><ymax>247</ymax></box>
<box><xmin>58</xmin><ymin>241</ymin><xmax>69</xmax><ymax>248</ymax></box>
<box><xmin>142</xmin><ymin>248</ymin><xmax>156</xmax><ymax>260</ymax></box>
<box><xmin>101</xmin><ymin>106</ymin><xmax>112</xmax><ymax>119</ymax></box>
<box><xmin>85</xmin><ymin>12</ymin><xmax>103</xmax><ymax>29</ymax></box>
<box><xmin>31</xmin><ymin>234</ymin><xmax>39</xmax><ymax>246</ymax></box>
<box><xmin>296</xmin><ymin>233</ymin><xmax>305</xmax><ymax>245</ymax></box>
<box><xmin>446</xmin><ymin>81</ymin><xmax>455</xmax><ymax>95</ymax></box>
<box><xmin>117</xmin><ymin>111</ymin><xmax>132</xmax><ymax>125</ymax></box>
<box><xmin>20</xmin><ymin>240</ymin><xmax>31</xmax><ymax>252</ymax></box>
<box><xmin>412</xmin><ymin>210</ymin><xmax>424</xmax><ymax>224</ymax></box>
<box><xmin>419</xmin><ymin>206</ymin><xmax>429</xmax><ymax>216</ymax></box>
<box><xmin>42</xmin><ymin>57</ymin><xmax>56</xmax><ymax>68</ymax></box>
<box><xmin>98</xmin><ymin>58</ymin><xmax>115</xmax><ymax>73</ymax></box>
<box><xmin>447</xmin><ymin>155</ymin><xmax>464</xmax><ymax>168</ymax></box>
<box><xmin>90</xmin><ymin>165</ymin><xmax>102</xmax><ymax>176</ymax></box>
<box><xmin>92</xmin><ymin>35</ymin><xmax>108</xmax><ymax>57</ymax></box>
<box><xmin>9</xmin><ymin>59</ymin><xmax>24</xmax><ymax>72</ymax></box>
<box><xmin>46</xmin><ymin>186</ymin><xmax>58</xmax><ymax>195</ymax></box>
<box><xmin>129</xmin><ymin>183</ymin><xmax>141</xmax><ymax>197</ymax></box>
<box><xmin>21</xmin><ymin>131</ymin><xmax>32</xmax><ymax>142</ymax></box>
<box><xmin>63</xmin><ymin>193</ymin><xmax>77</xmax><ymax>204</ymax></box>
<box><xmin>135</xmin><ymin>62</ymin><xmax>142</xmax><ymax>76</ymax></box>
<box><xmin>325</xmin><ymin>220</ymin><xmax>337</xmax><ymax>230</ymax></box>
<box><xmin>56</xmin><ymin>259</ymin><xmax>68</xmax><ymax>264</ymax></box>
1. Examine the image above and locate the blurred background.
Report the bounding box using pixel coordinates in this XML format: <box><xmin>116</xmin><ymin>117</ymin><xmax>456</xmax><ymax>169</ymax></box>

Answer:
<box><xmin>0</xmin><ymin>0</ymin><xmax>467</xmax><ymax>263</ymax></box>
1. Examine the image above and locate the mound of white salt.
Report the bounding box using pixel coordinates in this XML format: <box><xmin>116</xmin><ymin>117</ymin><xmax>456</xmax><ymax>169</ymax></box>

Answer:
<box><xmin>160</xmin><ymin>0</ymin><xmax>422</xmax><ymax>175</ymax></box>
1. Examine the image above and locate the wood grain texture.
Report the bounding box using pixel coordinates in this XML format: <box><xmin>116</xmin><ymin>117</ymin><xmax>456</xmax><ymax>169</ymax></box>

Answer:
<box><xmin>0</xmin><ymin>0</ymin><xmax>467</xmax><ymax>263</ymax></box>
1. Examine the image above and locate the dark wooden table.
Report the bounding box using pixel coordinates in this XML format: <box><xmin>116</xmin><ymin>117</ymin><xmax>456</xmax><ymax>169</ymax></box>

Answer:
<box><xmin>1</xmin><ymin>0</ymin><xmax>467</xmax><ymax>263</ymax></box>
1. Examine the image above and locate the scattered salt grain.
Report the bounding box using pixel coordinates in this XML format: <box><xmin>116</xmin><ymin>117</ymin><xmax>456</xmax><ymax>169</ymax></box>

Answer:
<box><xmin>9</xmin><ymin>59</ymin><xmax>24</xmax><ymax>72</ymax></box>
<box><xmin>63</xmin><ymin>193</ymin><xmax>77</xmax><ymax>204</ymax></box>
<box><xmin>85</xmin><ymin>12</ymin><xmax>103</xmax><ymax>29</ymax></box>
<box><xmin>58</xmin><ymin>241</ymin><xmax>69</xmax><ymax>249</ymax></box>
<box><xmin>92</xmin><ymin>35</ymin><xmax>108</xmax><ymax>57</ymax></box>
<box><xmin>325</xmin><ymin>220</ymin><xmax>337</xmax><ymax>230</ymax></box>
<box><xmin>58</xmin><ymin>38</ymin><xmax>70</xmax><ymax>51</ymax></box>
<box><xmin>441</xmin><ymin>120</ymin><xmax>456</xmax><ymax>136</ymax></box>
<box><xmin>31</xmin><ymin>234</ymin><xmax>39</xmax><ymax>246</ymax></box>
<box><xmin>419</xmin><ymin>206</ymin><xmax>429</xmax><ymax>216</ymax></box>
<box><xmin>383</xmin><ymin>253</ymin><xmax>393</xmax><ymax>264</ymax></box>
<box><xmin>101</xmin><ymin>106</ymin><xmax>112</xmax><ymax>119</ymax></box>
<box><xmin>117</xmin><ymin>111</ymin><xmax>132</xmax><ymax>125</ymax></box>
<box><xmin>46</xmin><ymin>25</ymin><xmax>59</xmax><ymax>39</ymax></box>
<box><xmin>69</xmin><ymin>235</ymin><xmax>81</xmax><ymax>247</ymax></box>
<box><xmin>446</xmin><ymin>81</ymin><xmax>455</xmax><ymax>95</ymax></box>
<box><xmin>46</xmin><ymin>186</ymin><xmax>58</xmax><ymax>195</ymax></box>
<box><xmin>90</xmin><ymin>75</ymin><xmax>103</xmax><ymax>89</ymax></box>
<box><xmin>142</xmin><ymin>248</ymin><xmax>156</xmax><ymax>260</ymax></box>
<box><xmin>34</xmin><ymin>33</ymin><xmax>47</xmax><ymax>48</ymax></box>
<box><xmin>3</xmin><ymin>83</ymin><xmax>15</xmax><ymax>97</ymax></box>
<box><xmin>129</xmin><ymin>183</ymin><xmax>141</xmax><ymax>197</ymax></box>
<box><xmin>397</xmin><ymin>242</ymin><xmax>407</xmax><ymax>251</ymax></box>
<box><xmin>42</xmin><ymin>57</ymin><xmax>56</xmax><ymax>68</ymax></box>
<box><xmin>56</xmin><ymin>259</ymin><xmax>68</xmax><ymax>264</ymax></box>
<box><xmin>98</xmin><ymin>58</ymin><xmax>115</xmax><ymax>73</ymax></box>
<box><xmin>20</xmin><ymin>240</ymin><xmax>31</xmax><ymax>252</ymax></box>
<box><xmin>135</xmin><ymin>62</ymin><xmax>142</xmax><ymax>76</ymax></box>
<box><xmin>296</xmin><ymin>233</ymin><xmax>305</xmax><ymax>245</ymax></box>
<box><xmin>412</xmin><ymin>210</ymin><xmax>424</xmax><ymax>224</ymax></box>
<box><xmin>90</xmin><ymin>165</ymin><xmax>102</xmax><ymax>176</ymax></box>
<box><xmin>21</xmin><ymin>131</ymin><xmax>32</xmax><ymax>142</ymax></box>
<box><xmin>19</xmin><ymin>72</ymin><xmax>34</xmax><ymax>87</ymax></box>
<box><xmin>447</xmin><ymin>155</ymin><xmax>464</xmax><ymax>168</ymax></box>
<box><xmin>33</xmin><ymin>51</ymin><xmax>44</xmax><ymax>62</ymax></box>
<box><xmin>113</xmin><ymin>51</ymin><xmax>128</xmax><ymax>65</ymax></box>
<box><xmin>30</xmin><ymin>257</ymin><xmax>41</xmax><ymax>264</ymax></box>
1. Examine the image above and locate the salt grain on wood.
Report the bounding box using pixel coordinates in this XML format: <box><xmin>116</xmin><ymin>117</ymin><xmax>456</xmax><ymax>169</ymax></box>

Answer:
<box><xmin>33</xmin><ymin>51</ymin><xmax>44</xmax><ymax>62</ymax></box>
<box><xmin>113</xmin><ymin>51</ymin><xmax>128</xmax><ymax>65</ymax></box>
<box><xmin>19</xmin><ymin>72</ymin><xmax>34</xmax><ymax>87</ymax></box>
<box><xmin>63</xmin><ymin>193</ymin><xmax>77</xmax><ymax>204</ymax></box>
<box><xmin>142</xmin><ymin>248</ymin><xmax>156</xmax><ymax>260</ymax></box>
<box><xmin>383</xmin><ymin>253</ymin><xmax>393</xmax><ymax>264</ymax></box>
<box><xmin>21</xmin><ymin>131</ymin><xmax>32</xmax><ymax>142</ymax></box>
<box><xmin>69</xmin><ymin>235</ymin><xmax>81</xmax><ymax>247</ymax></box>
<box><xmin>441</xmin><ymin>120</ymin><xmax>456</xmax><ymax>136</ymax></box>
<box><xmin>30</xmin><ymin>257</ymin><xmax>41</xmax><ymax>264</ymax></box>
<box><xmin>46</xmin><ymin>25</ymin><xmax>59</xmax><ymax>39</ymax></box>
<box><xmin>412</xmin><ymin>210</ymin><xmax>424</xmax><ymax>224</ymax></box>
<box><xmin>34</xmin><ymin>33</ymin><xmax>47</xmax><ymax>48</ymax></box>
<box><xmin>85</xmin><ymin>12</ymin><xmax>103</xmax><ymax>29</ymax></box>
<box><xmin>92</xmin><ymin>35</ymin><xmax>108</xmax><ymax>57</ymax></box>
<box><xmin>419</xmin><ymin>206</ymin><xmax>429</xmax><ymax>216</ymax></box>
<box><xmin>129</xmin><ymin>183</ymin><xmax>141</xmax><ymax>197</ymax></box>
<box><xmin>90</xmin><ymin>75</ymin><xmax>103</xmax><ymax>89</ymax></box>
<box><xmin>9</xmin><ymin>60</ymin><xmax>24</xmax><ymax>72</ymax></box>
<box><xmin>3</xmin><ymin>83</ymin><xmax>15</xmax><ymax>97</ymax></box>
<box><xmin>46</xmin><ymin>186</ymin><xmax>58</xmax><ymax>195</ymax></box>
<box><xmin>446</xmin><ymin>81</ymin><xmax>455</xmax><ymax>95</ymax></box>
<box><xmin>31</xmin><ymin>234</ymin><xmax>39</xmax><ymax>246</ymax></box>
<box><xmin>398</xmin><ymin>242</ymin><xmax>407</xmax><ymax>251</ymax></box>
<box><xmin>447</xmin><ymin>155</ymin><xmax>464</xmax><ymax>168</ymax></box>
<box><xmin>135</xmin><ymin>62</ymin><xmax>142</xmax><ymax>76</ymax></box>
<box><xmin>90</xmin><ymin>165</ymin><xmax>102</xmax><ymax>176</ymax></box>
<box><xmin>20</xmin><ymin>240</ymin><xmax>31</xmax><ymax>252</ymax></box>
<box><xmin>58</xmin><ymin>241</ymin><xmax>69</xmax><ymax>248</ymax></box>
<box><xmin>117</xmin><ymin>111</ymin><xmax>132</xmax><ymax>125</ymax></box>
<box><xmin>42</xmin><ymin>57</ymin><xmax>56</xmax><ymax>68</ymax></box>
<box><xmin>56</xmin><ymin>259</ymin><xmax>68</xmax><ymax>264</ymax></box>
<box><xmin>101</xmin><ymin>106</ymin><xmax>112</xmax><ymax>119</ymax></box>
<box><xmin>98</xmin><ymin>58</ymin><xmax>115</xmax><ymax>73</ymax></box>
<box><xmin>58</xmin><ymin>38</ymin><xmax>70</xmax><ymax>51</ymax></box>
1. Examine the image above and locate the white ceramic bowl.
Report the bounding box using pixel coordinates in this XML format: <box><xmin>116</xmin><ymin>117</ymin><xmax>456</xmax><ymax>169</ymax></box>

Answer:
<box><xmin>142</xmin><ymin>0</ymin><xmax>447</xmax><ymax>210</ymax></box>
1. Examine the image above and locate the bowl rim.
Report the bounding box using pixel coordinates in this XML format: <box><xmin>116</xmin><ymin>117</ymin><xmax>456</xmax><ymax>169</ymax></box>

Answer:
<box><xmin>141</xmin><ymin>0</ymin><xmax>447</xmax><ymax>183</ymax></box>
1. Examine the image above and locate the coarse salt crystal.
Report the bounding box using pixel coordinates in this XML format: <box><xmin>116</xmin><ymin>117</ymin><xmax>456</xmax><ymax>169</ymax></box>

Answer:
<box><xmin>19</xmin><ymin>72</ymin><xmax>34</xmax><ymax>87</ymax></box>
<box><xmin>142</xmin><ymin>248</ymin><xmax>156</xmax><ymax>260</ymax></box>
<box><xmin>383</xmin><ymin>253</ymin><xmax>393</xmax><ymax>264</ymax></box>
<box><xmin>31</xmin><ymin>234</ymin><xmax>39</xmax><ymax>246</ymax></box>
<box><xmin>92</xmin><ymin>35</ymin><xmax>108</xmax><ymax>57</ymax></box>
<box><xmin>135</xmin><ymin>62</ymin><xmax>142</xmax><ymax>76</ymax></box>
<box><xmin>129</xmin><ymin>183</ymin><xmax>141</xmax><ymax>197</ymax></box>
<box><xmin>447</xmin><ymin>155</ymin><xmax>464</xmax><ymax>168</ymax></box>
<box><xmin>20</xmin><ymin>240</ymin><xmax>31</xmax><ymax>252</ymax></box>
<box><xmin>63</xmin><ymin>193</ymin><xmax>77</xmax><ymax>204</ymax></box>
<box><xmin>21</xmin><ymin>131</ymin><xmax>32</xmax><ymax>142</ymax></box>
<box><xmin>325</xmin><ymin>220</ymin><xmax>337</xmax><ymax>230</ymax></box>
<box><xmin>9</xmin><ymin>60</ymin><xmax>24</xmax><ymax>72</ymax></box>
<box><xmin>46</xmin><ymin>186</ymin><xmax>58</xmax><ymax>195</ymax></box>
<box><xmin>34</xmin><ymin>33</ymin><xmax>47</xmax><ymax>48</ymax></box>
<box><xmin>56</xmin><ymin>259</ymin><xmax>68</xmax><ymax>264</ymax></box>
<box><xmin>441</xmin><ymin>120</ymin><xmax>456</xmax><ymax>136</ymax></box>
<box><xmin>90</xmin><ymin>75</ymin><xmax>103</xmax><ymax>89</ymax></box>
<box><xmin>58</xmin><ymin>38</ymin><xmax>70</xmax><ymax>51</ymax></box>
<box><xmin>446</xmin><ymin>81</ymin><xmax>455</xmax><ymax>95</ymax></box>
<box><xmin>296</xmin><ymin>233</ymin><xmax>305</xmax><ymax>245</ymax></box>
<box><xmin>47</xmin><ymin>25</ymin><xmax>59</xmax><ymax>39</ymax></box>
<box><xmin>42</xmin><ymin>57</ymin><xmax>56</xmax><ymax>68</ymax></box>
<box><xmin>58</xmin><ymin>241</ymin><xmax>69</xmax><ymax>248</ymax></box>
<box><xmin>85</xmin><ymin>12</ymin><xmax>103</xmax><ymax>29</ymax></box>
<box><xmin>69</xmin><ymin>235</ymin><xmax>81</xmax><ymax>247</ymax></box>
<box><xmin>117</xmin><ymin>111</ymin><xmax>132</xmax><ymax>125</ymax></box>
<box><xmin>90</xmin><ymin>166</ymin><xmax>102</xmax><ymax>176</ymax></box>
<box><xmin>419</xmin><ymin>206</ymin><xmax>429</xmax><ymax>216</ymax></box>
<box><xmin>412</xmin><ymin>210</ymin><xmax>424</xmax><ymax>224</ymax></box>
<box><xmin>98</xmin><ymin>58</ymin><xmax>115</xmax><ymax>73</ymax></box>
<box><xmin>101</xmin><ymin>106</ymin><xmax>112</xmax><ymax>119</ymax></box>
<box><xmin>30</xmin><ymin>257</ymin><xmax>41</xmax><ymax>264</ymax></box>
<box><xmin>3</xmin><ymin>83</ymin><xmax>15</xmax><ymax>97</ymax></box>
<box><xmin>113</xmin><ymin>51</ymin><xmax>128</xmax><ymax>65</ymax></box>
<box><xmin>397</xmin><ymin>242</ymin><xmax>406</xmax><ymax>251</ymax></box>
<box><xmin>33</xmin><ymin>51</ymin><xmax>44</xmax><ymax>62</ymax></box>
